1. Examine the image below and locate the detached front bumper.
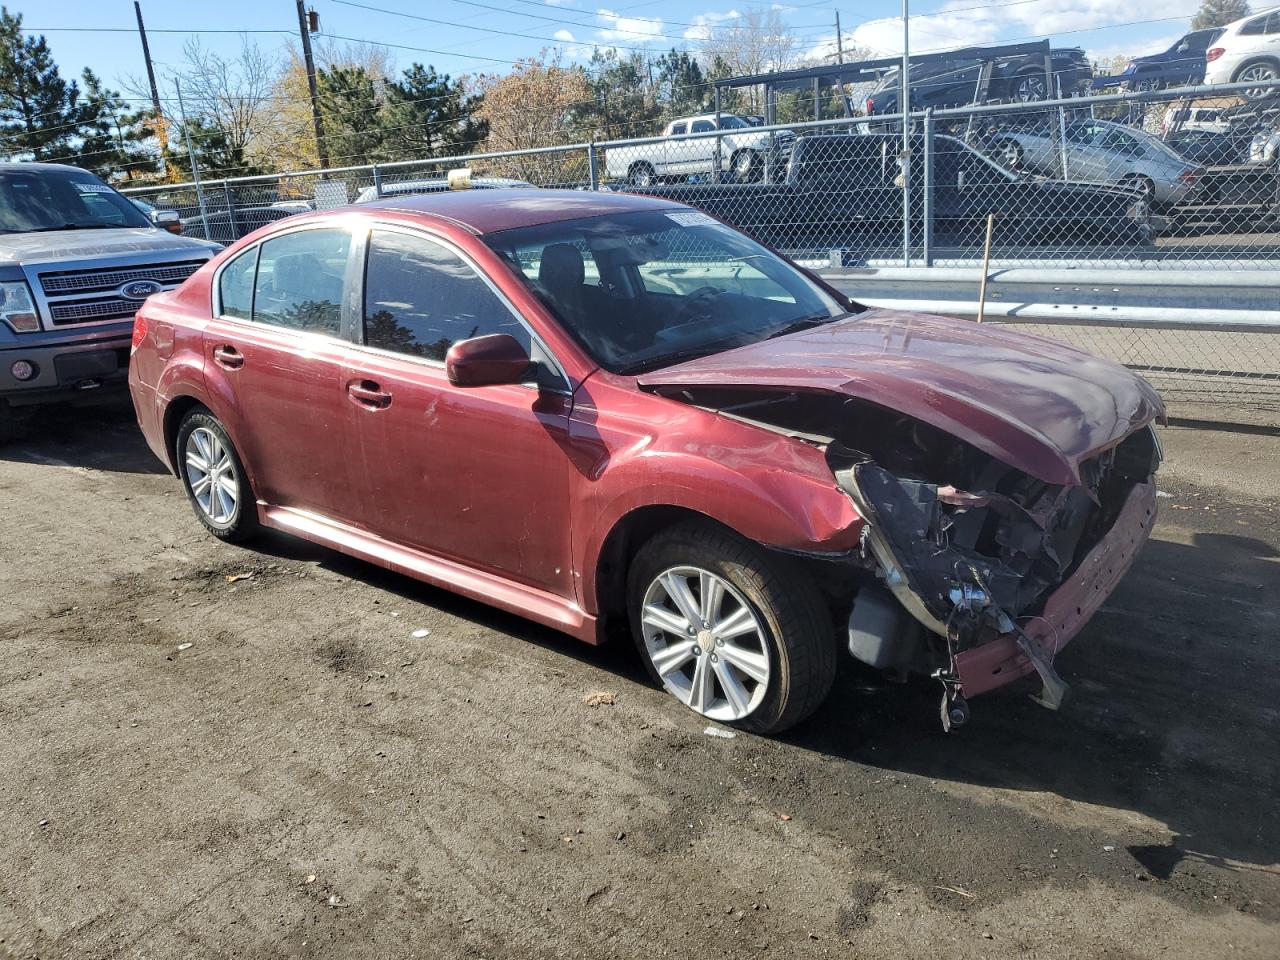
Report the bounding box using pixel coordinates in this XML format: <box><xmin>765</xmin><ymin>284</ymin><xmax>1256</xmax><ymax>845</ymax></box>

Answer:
<box><xmin>955</xmin><ymin>479</ymin><xmax>1157</xmax><ymax>698</ymax></box>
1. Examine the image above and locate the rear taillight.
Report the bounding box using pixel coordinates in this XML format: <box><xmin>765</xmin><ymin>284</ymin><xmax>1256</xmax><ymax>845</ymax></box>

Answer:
<box><xmin>131</xmin><ymin>312</ymin><xmax>149</xmax><ymax>350</ymax></box>
<box><xmin>865</xmin><ymin>97</ymin><xmax>875</xmax><ymax>114</ymax></box>
<box><xmin>1179</xmin><ymin>169</ymin><xmax>1200</xmax><ymax>183</ymax></box>
<box><xmin>1206</xmin><ymin>47</ymin><xmax>1224</xmax><ymax>62</ymax></box>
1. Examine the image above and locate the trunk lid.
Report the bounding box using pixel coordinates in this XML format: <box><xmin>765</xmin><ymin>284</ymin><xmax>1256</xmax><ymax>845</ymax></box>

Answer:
<box><xmin>636</xmin><ymin>310</ymin><xmax>1163</xmax><ymax>485</ymax></box>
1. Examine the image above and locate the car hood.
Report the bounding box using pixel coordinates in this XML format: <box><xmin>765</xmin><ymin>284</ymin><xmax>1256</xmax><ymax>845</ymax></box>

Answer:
<box><xmin>636</xmin><ymin>310</ymin><xmax>1164</xmax><ymax>486</ymax></box>
<box><xmin>0</xmin><ymin>228</ymin><xmax>219</xmax><ymax>265</ymax></box>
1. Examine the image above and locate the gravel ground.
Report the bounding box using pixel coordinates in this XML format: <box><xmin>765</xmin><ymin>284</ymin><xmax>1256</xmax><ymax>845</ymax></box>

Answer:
<box><xmin>1</xmin><ymin>404</ymin><xmax>1277</xmax><ymax>960</ymax></box>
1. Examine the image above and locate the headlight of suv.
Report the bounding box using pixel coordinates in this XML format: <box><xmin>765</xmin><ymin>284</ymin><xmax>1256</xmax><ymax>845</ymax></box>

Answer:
<box><xmin>0</xmin><ymin>281</ymin><xmax>39</xmax><ymax>333</ymax></box>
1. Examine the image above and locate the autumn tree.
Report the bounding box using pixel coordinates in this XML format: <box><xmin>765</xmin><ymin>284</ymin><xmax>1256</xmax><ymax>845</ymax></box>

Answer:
<box><xmin>698</xmin><ymin>9</ymin><xmax>797</xmax><ymax>112</ymax></box>
<box><xmin>1192</xmin><ymin>0</ymin><xmax>1251</xmax><ymax>29</ymax></box>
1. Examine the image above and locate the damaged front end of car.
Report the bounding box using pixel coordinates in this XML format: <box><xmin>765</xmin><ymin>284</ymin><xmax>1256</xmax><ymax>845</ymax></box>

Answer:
<box><xmin>651</xmin><ymin>386</ymin><xmax>1163</xmax><ymax>729</ymax></box>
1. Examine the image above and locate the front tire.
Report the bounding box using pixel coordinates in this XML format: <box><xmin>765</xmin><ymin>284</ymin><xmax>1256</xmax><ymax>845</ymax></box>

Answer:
<box><xmin>175</xmin><ymin>408</ymin><xmax>258</xmax><ymax>543</ymax></box>
<box><xmin>627</xmin><ymin>521</ymin><xmax>835</xmax><ymax>734</ymax></box>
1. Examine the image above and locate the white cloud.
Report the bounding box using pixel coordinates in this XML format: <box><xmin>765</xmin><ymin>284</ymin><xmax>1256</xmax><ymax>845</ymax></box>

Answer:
<box><xmin>553</xmin><ymin>28</ymin><xmax>576</xmax><ymax>42</ymax></box>
<box><xmin>682</xmin><ymin>9</ymin><xmax>741</xmax><ymax>42</ymax></box>
<box><xmin>595</xmin><ymin>8</ymin><xmax>664</xmax><ymax>43</ymax></box>
<box><xmin>851</xmin><ymin>0</ymin><xmax>1200</xmax><ymax>58</ymax></box>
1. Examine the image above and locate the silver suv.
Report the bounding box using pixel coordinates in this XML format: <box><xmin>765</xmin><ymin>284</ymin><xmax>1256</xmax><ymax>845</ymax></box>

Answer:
<box><xmin>0</xmin><ymin>163</ymin><xmax>219</xmax><ymax>441</ymax></box>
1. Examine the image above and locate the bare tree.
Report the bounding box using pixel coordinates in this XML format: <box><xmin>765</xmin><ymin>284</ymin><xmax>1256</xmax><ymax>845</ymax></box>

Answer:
<box><xmin>165</xmin><ymin>36</ymin><xmax>281</xmax><ymax>175</ymax></box>
<box><xmin>699</xmin><ymin>9</ymin><xmax>797</xmax><ymax>110</ymax></box>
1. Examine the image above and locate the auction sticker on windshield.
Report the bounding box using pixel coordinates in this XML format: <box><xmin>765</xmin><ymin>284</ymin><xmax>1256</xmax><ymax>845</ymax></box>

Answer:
<box><xmin>665</xmin><ymin>211</ymin><xmax>717</xmax><ymax>227</ymax></box>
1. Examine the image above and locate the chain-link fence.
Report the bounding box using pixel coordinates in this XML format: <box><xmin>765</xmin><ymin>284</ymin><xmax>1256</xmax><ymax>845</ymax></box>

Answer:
<box><xmin>123</xmin><ymin>80</ymin><xmax>1280</xmax><ymax>414</ymax></box>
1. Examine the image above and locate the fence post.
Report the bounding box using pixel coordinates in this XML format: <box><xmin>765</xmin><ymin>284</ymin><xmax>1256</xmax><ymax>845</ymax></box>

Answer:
<box><xmin>922</xmin><ymin>108</ymin><xmax>933</xmax><ymax>267</ymax></box>
<box><xmin>901</xmin><ymin>109</ymin><xmax>912</xmax><ymax>268</ymax></box>
<box><xmin>713</xmin><ymin>86</ymin><xmax>723</xmax><ymax>185</ymax></box>
<box><xmin>372</xmin><ymin>163</ymin><xmax>383</xmax><ymax>199</ymax></box>
<box><xmin>588</xmin><ymin>138</ymin><xmax>599</xmax><ymax>191</ymax></box>
<box><xmin>1057</xmin><ymin>105</ymin><xmax>1069</xmax><ymax>180</ymax></box>
<box><xmin>223</xmin><ymin>181</ymin><xmax>240</xmax><ymax>240</ymax></box>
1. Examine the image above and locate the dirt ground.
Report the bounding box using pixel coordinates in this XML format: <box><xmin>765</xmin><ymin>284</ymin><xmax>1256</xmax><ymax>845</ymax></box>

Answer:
<box><xmin>1</xmin><ymin>402</ymin><xmax>1277</xmax><ymax>960</ymax></box>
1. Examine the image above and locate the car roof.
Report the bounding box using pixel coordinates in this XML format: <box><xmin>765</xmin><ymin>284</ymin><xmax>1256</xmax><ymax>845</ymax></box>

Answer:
<box><xmin>0</xmin><ymin>161</ymin><xmax>97</xmax><ymax>175</ymax></box>
<box><xmin>357</xmin><ymin>188</ymin><xmax>686</xmax><ymax>233</ymax></box>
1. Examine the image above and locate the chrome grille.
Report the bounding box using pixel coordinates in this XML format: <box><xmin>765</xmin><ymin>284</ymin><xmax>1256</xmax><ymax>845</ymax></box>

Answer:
<box><xmin>38</xmin><ymin>259</ymin><xmax>206</xmax><ymax>295</ymax></box>
<box><xmin>50</xmin><ymin>297</ymin><xmax>140</xmax><ymax>325</ymax></box>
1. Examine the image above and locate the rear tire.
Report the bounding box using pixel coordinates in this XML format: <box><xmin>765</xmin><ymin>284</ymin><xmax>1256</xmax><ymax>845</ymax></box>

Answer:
<box><xmin>627</xmin><ymin>521</ymin><xmax>835</xmax><ymax>734</ymax></box>
<box><xmin>628</xmin><ymin>162</ymin><xmax>656</xmax><ymax>188</ymax></box>
<box><xmin>175</xmin><ymin>408</ymin><xmax>259</xmax><ymax>543</ymax></box>
<box><xmin>1234</xmin><ymin>60</ymin><xmax>1280</xmax><ymax>100</ymax></box>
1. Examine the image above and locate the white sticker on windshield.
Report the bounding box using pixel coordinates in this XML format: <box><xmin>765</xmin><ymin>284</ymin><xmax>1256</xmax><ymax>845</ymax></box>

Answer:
<box><xmin>73</xmin><ymin>182</ymin><xmax>115</xmax><ymax>194</ymax></box>
<box><xmin>664</xmin><ymin>210</ymin><xmax>716</xmax><ymax>227</ymax></box>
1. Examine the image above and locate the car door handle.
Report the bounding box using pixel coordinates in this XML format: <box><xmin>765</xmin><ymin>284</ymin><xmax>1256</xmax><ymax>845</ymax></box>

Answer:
<box><xmin>346</xmin><ymin>379</ymin><xmax>393</xmax><ymax>410</ymax></box>
<box><xmin>212</xmin><ymin>345</ymin><xmax>244</xmax><ymax>369</ymax></box>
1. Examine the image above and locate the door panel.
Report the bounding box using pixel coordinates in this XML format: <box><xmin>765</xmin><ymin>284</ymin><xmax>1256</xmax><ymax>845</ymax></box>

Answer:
<box><xmin>203</xmin><ymin>226</ymin><xmax>358</xmax><ymax>523</ymax></box>
<box><xmin>345</xmin><ymin>227</ymin><xmax>576</xmax><ymax>598</ymax></box>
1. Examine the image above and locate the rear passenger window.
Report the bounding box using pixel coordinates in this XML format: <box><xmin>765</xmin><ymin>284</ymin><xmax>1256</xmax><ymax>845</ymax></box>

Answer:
<box><xmin>252</xmin><ymin>228</ymin><xmax>350</xmax><ymax>335</ymax></box>
<box><xmin>670</xmin><ymin>122</ymin><xmax>687</xmax><ymax>135</ymax></box>
<box><xmin>218</xmin><ymin>248</ymin><xmax>257</xmax><ymax>320</ymax></box>
<box><xmin>363</xmin><ymin>229</ymin><xmax>529</xmax><ymax>362</ymax></box>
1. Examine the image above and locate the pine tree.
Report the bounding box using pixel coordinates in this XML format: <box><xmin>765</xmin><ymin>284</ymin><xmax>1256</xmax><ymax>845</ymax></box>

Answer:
<box><xmin>1192</xmin><ymin>0</ymin><xmax>1251</xmax><ymax>29</ymax></box>
<box><xmin>72</xmin><ymin>69</ymin><xmax>156</xmax><ymax>182</ymax></box>
<box><xmin>382</xmin><ymin>64</ymin><xmax>486</xmax><ymax>160</ymax></box>
<box><xmin>317</xmin><ymin>65</ymin><xmax>386</xmax><ymax>167</ymax></box>
<box><xmin>654</xmin><ymin>50</ymin><xmax>711</xmax><ymax>118</ymax></box>
<box><xmin>0</xmin><ymin>7</ymin><xmax>78</xmax><ymax>161</ymax></box>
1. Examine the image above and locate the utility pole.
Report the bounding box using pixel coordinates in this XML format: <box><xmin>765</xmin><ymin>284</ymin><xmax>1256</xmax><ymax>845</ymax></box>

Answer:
<box><xmin>834</xmin><ymin>11</ymin><xmax>843</xmax><ymax>64</ymax></box>
<box><xmin>134</xmin><ymin>2</ymin><xmax>172</xmax><ymax>178</ymax></box>
<box><xmin>296</xmin><ymin>1</ymin><xmax>329</xmax><ymax>169</ymax></box>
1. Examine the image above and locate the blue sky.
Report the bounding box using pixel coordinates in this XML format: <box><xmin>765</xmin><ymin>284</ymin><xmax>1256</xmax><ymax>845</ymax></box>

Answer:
<box><xmin>21</xmin><ymin>0</ymin><xmax>1208</xmax><ymax>94</ymax></box>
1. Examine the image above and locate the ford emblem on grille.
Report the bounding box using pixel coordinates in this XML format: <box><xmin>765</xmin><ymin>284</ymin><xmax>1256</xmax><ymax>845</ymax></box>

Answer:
<box><xmin>119</xmin><ymin>279</ymin><xmax>163</xmax><ymax>300</ymax></box>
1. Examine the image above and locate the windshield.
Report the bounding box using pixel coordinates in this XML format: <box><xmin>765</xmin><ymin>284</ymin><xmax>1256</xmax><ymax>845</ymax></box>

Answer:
<box><xmin>484</xmin><ymin>209</ymin><xmax>846</xmax><ymax>374</ymax></box>
<box><xmin>0</xmin><ymin>168</ymin><xmax>153</xmax><ymax>233</ymax></box>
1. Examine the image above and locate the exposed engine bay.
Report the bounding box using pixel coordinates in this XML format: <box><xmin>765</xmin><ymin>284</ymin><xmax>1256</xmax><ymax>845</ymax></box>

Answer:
<box><xmin>655</xmin><ymin>387</ymin><xmax>1163</xmax><ymax>728</ymax></box>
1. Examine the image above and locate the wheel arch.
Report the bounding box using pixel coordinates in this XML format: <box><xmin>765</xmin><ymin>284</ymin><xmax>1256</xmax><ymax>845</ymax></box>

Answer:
<box><xmin>592</xmin><ymin>504</ymin><xmax>728</xmax><ymax>633</ymax></box>
<box><xmin>1233</xmin><ymin>56</ymin><xmax>1280</xmax><ymax>81</ymax></box>
<box><xmin>161</xmin><ymin>395</ymin><xmax>208</xmax><ymax>474</ymax></box>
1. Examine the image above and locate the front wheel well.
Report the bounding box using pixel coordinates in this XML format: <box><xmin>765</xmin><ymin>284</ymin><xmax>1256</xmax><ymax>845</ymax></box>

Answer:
<box><xmin>594</xmin><ymin>505</ymin><xmax>723</xmax><ymax>633</ymax></box>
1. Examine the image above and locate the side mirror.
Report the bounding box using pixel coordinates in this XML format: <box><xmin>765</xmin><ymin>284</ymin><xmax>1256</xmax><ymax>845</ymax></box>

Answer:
<box><xmin>446</xmin><ymin>333</ymin><xmax>533</xmax><ymax>388</ymax></box>
<box><xmin>152</xmin><ymin>209</ymin><xmax>183</xmax><ymax>235</ymax></box>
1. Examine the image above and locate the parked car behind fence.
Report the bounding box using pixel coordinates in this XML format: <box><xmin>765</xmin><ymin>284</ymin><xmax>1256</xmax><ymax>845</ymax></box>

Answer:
<box><xmin>624</xmin><ymin>133</ymin><xmax>1153</xmax><ymax>258</ymax></box>
<box><xmin>993</xmin><ymin>119</ymin><xmax>1204</xmax><ymax>207</ymax></box>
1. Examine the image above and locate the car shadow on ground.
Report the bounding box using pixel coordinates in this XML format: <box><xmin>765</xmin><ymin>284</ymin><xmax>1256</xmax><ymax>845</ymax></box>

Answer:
<box><xmin>0</xmin><ymin>401</ymin><xmax>168</xmax><ymax>476</ymax></box>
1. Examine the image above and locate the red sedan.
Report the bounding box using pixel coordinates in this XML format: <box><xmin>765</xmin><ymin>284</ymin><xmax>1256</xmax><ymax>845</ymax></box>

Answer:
<box><xmin>129</xmin><ymin>190</ymin><xmax>1163</xmax><ymax>733</ymax></box>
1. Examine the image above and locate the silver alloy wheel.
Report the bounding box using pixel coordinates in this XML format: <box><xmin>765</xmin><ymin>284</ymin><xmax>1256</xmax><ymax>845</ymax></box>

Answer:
<box><xmin>1015</xmin><ymin>75</ymin><xmax>1047</xmax><ymax>102</ymax></box>
<box><xmin>1000</xmin><ymin>140</ymin><xmax>1022</xmax><ymax>168</ymax></box>
<box><xmin>1238</xmin><ymin>63</ymin><xmax>1278</xmax><ymax>99</ymax></box>
<box><xmin>184</xmin><ymin>426</ymin><xmax>239</xmax><ymax>525</ymax></box>
<box><xmin>640</xmin><ymin>565</ymin><xmax>771</xmax><ymax>723</ymax></box>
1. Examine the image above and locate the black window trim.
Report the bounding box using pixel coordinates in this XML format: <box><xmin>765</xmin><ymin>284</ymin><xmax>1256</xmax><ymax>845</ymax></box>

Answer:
<box><xmin>210</xmin><ymin>220</ymin><xmax>361</xmax><ymax>343</ymax></box>
<box><xmin>350</xmin><ymin>221</ymin><xmax>571</xmax><ymax>394</ymax></box>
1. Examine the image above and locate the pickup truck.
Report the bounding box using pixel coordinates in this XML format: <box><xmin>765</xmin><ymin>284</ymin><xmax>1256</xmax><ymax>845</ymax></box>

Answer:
<box><xmin>605</xmin><ymin>114</ymin><xmax>795</xmax><ymax>186</ymax></box>
<box><xmin>0</xmin><ymin>162</ymin><xmax>220</xmax><ymax>442</ymax></box>
<box><xmin>624</xmin><ymin>132</ymin><xmax>1154</xmax><ymax>255</ymax></box>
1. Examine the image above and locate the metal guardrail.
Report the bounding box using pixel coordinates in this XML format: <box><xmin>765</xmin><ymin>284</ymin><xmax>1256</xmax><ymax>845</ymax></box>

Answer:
<box><xmin>819</xmin><ymin>267</ymin><xmax>1280</xmax><ymax>331</ymax></box>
